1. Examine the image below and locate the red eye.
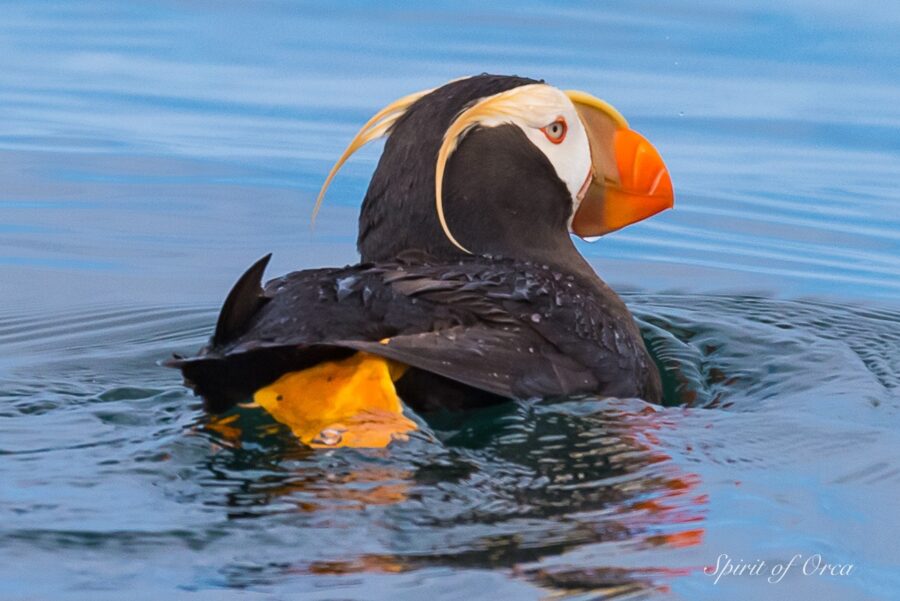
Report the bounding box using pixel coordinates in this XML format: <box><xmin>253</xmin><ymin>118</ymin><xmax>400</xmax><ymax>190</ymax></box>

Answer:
<box><xmin>541</xmin><ymin>118</ymin><xmax>567</xmax><ymax>144</ymax></box>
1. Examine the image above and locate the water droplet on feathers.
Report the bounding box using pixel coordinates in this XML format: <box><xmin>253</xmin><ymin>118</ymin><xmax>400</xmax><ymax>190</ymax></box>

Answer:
<box><xmin>335</xmin><ymin>276</ymin><xmax>358</xmax><ymax>301</ymax></box>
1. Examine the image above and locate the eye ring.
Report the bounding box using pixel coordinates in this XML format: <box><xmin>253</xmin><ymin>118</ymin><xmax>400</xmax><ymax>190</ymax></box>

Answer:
<box><xmin>541</xmin><ymin>117</ymin><xmax>567</xmax><ymax>144</ymax></box>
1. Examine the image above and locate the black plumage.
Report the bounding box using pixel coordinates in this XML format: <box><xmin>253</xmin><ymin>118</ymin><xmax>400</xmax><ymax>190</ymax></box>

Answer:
<box><xmin>169</xmin><ymin>74</ymin><xmax>664</xmax><ymax>412</ymax></box>
<box><xmin>170</xmin><ymin>251</ymin><xmax>661</xmax><ymax>412</ymax></box>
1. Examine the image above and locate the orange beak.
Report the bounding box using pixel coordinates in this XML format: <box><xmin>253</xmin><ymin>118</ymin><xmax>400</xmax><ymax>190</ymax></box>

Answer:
<box><xmin>566</xmin><ymin>91</ymin><xmax>674</xmax><ymax>238</ymax></box>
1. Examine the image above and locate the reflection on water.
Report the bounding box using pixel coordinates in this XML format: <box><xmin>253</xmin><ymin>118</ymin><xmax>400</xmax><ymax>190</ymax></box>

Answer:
<box><xmin>2</xmin><ymin>296</ymin><xmax>898</xmax><ymax>598</ymax></box>
<box><xmin>191</xmin><ymin>381</ymin><xmax>707</xmax><ymax>598</ymax></box>
<box><xmin>2</xmin><ymin>0</ymin><xmax>900</xmax><ymax>599</ymax></box>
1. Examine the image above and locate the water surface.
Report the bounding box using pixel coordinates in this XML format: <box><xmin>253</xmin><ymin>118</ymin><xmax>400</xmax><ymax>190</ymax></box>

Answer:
<box><xmin>1</xmin><ymin>1</ymin><xmax>899</xmax><ymax>599</ymax></box>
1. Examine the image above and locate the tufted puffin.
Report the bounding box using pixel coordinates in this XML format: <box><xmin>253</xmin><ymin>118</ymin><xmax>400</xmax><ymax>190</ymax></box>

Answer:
<box><xmin>168</xmin><ymin>74</ymin><xmax>674</xmax><ymax>447</ymax></box>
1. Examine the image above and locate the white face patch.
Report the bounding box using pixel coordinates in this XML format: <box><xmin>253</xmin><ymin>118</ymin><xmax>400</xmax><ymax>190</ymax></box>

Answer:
<box><xmin>478</xmin><ymin>87</ymin><xmax>592</xmax><ymax>219</ymax></box>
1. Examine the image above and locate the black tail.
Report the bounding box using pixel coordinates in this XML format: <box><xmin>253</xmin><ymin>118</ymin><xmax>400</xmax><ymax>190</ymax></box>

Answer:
<box><xmin>164</xmin><ymin>254</ymin><xmax>353</xmax><ymax>413</ymax></box>
<box><xmin>213</xmin><ymin>253</ymin><xmax>272</xmax><ymax>346</ymax></box>
<box><xmin>165</xmin><ymin>253</ymin><xmax>286</xmax><ymax>412</ymax></box>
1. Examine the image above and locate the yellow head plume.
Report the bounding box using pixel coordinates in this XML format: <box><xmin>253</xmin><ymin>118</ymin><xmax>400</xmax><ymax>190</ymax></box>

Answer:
<box><xmin>311</xmin><ymin>86</ymin><xmax>434</xmax><ymax>224</ymax></box>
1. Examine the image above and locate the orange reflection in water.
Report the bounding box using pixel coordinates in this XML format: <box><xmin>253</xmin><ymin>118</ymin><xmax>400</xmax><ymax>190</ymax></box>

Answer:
<box><xmin>199</xmin><ymin>411</ymin><xmax>414</xmax><ymax>511</ymax></box>
<box><xmin>200</xmin><ymin>397</ymin><xmax>710</xmax><ymax>598</ymax></box>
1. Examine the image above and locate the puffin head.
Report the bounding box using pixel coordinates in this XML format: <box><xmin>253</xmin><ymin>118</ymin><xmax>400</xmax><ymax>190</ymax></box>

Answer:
<box><xmin>314</xmin><ymin>74</ymin><xmax>674</xmax><ymax>267</ymax></box>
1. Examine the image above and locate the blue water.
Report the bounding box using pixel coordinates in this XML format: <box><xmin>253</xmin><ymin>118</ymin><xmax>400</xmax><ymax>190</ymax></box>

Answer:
<box><xmin>1</xmin><ymin>2</ymin><xmax>899</xmax><ymax>599</ymax></box>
